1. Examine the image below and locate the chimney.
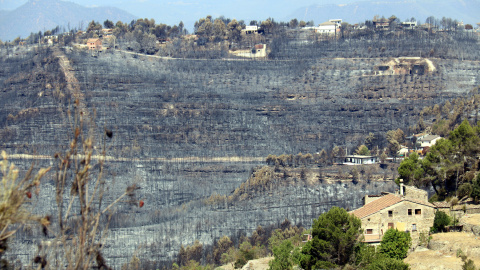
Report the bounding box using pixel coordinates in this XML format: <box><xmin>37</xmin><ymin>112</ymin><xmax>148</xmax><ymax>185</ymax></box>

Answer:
<box><xmin>399</xmin><ymin>179</ymin><xmax>404</xmax><ymax>196</ymax></box>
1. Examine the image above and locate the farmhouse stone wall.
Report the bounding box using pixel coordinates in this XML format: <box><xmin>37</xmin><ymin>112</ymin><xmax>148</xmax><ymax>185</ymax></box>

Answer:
<box><xmin>360</xmin><ymin>200</ymin><xmax>435</xmax><ymax>246</ymax></box>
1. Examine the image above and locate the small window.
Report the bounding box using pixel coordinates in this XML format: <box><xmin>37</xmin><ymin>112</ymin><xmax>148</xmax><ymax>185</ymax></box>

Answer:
<box><xmin>366</xmin><ymin>229</ymin><xmax>373</xmax><ymax>234</ymax></box>
<box><xmin>408</xmin><ymin>209</ymin><xmax>412</xmax><ymax>216</ymax></box>
<box><xmin>388</xmin><ymin>223</ymin><xmax>394</xmax><ymax>229</ymax></box>
<box><xmin>415</xmin><ymin>209</ymin><xmax>421</xmax><ymax>215</ymax></box>
<box><xmin>412</xmin><ymin>224</ymin><xmax>417</xmax><ymax>231</ymax></box>
<box><xmin>388</xmin><ymin>211</ymin><xmax>393</xmax><ymax>217</ymax></box>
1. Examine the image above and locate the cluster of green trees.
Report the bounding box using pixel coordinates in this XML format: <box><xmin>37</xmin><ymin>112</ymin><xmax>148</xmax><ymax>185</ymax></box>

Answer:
<box><xmin>269</xmin><ymin>207</ymin><xmax>410</xmax><ymax>270</ymax></box>
<box><xmin>174</xmin><ymin>207</ymin><xmax>413</xmax><ymax>269</ymax></box>
<box><xmin>398</xmin><ymin>119</ymin><xmax>480</xmax><ymax>201</ymax></box>
<box><xmin>193</xmin><ymin>16</ymin><xmax>243</xmax><ymax>45</ymax></box>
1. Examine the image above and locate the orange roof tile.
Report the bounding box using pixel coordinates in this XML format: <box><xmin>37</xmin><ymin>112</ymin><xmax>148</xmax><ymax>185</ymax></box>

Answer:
<box><xmin>352</xmin><ymin>193</ymin><xmax>437</xmax><ymax>219</ymax></box>
<box><xmin>87</xmin><ymin>38</ymin><xmax>100</xmax><ymax>43</ymax></box>
<box><xmin>351</xmin><ymin>194</ymin><xmax>402</xmax><ymax>219</ymax></box>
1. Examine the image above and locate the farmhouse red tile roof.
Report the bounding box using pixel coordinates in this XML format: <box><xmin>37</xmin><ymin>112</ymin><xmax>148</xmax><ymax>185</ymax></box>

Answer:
<box><xmin>351</xmin><ymin>193</ymin><xmax>436</xmax><ymax>219</ymax></box>
<box><xmin>352</xmin><ymin>194</ymin><xmax>401</xmax><ymax>219</ymax></box>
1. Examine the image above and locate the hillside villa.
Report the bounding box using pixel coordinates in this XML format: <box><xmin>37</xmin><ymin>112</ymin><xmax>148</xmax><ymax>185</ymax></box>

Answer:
<box><xmin>87</xmin><ymin>38</ymin><xmax>102</xmax><ymax>51</ymax></box>
<box><xmin>315</xmin><ymin>19</ymin><xmax>342</xmax><ymax>35</ymax></box>
<box><xmin>418</xmin><ymin>134</ymin><xmax>441</xmax><ymax>148</ymax></box>
<box><xmin>351</xmin><ymin>181</ymin><xmax>435</xmax><ymax>246</ymax></box>
<box><xmin>343</xmin><ymin>155</ymin><xmax>377</xmax><ymax>165</ymax></box>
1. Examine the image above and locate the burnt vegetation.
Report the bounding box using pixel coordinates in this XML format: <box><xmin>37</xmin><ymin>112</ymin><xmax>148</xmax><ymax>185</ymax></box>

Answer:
<box><xmin>0</xmin><ymin>14</ymin><xmax>480</xmax><ymax>269</ymax></box>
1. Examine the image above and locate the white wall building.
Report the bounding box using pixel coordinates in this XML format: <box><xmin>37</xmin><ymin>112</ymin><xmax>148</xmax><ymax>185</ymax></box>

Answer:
<box><xmin>344</xmin><ymin>155</ymin><xmax>377</xmax><ymax>165</ymax></box>
<box><xmin>418</xmin><ymin>135</ymin><xmax>441</xmax><ymax>148</ymax></box>
<box><xmin>315</xmin><ymin>19</ymin><xmax>342</xmax><ymax>35</ymax></box>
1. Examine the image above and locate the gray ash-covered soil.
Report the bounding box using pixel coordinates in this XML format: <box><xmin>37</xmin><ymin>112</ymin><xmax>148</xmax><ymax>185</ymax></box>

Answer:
<box><xmin>1</xmin><ymin>34</ymin><xmax>480</xmax><ymax>267</ymax></box>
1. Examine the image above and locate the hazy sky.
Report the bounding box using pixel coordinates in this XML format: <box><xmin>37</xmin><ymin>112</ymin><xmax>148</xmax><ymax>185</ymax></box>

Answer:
<box><xmin>0</xmin><ymin>0</ymin><xmax>358</xmax><ymax>26</ymax></box>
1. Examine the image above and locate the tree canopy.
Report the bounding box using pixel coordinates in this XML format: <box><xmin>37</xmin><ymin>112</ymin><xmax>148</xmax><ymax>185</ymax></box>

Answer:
<box><xmin>299</xmin><ymin>206</ymin><xmax>362</xmax><ymax>269</ymax></box>
<box><xmin>398</xmin><ymin>119</ymin><xmax>480</xmax><ymax>201</ymax></box>
<box><xmin>378</xmin><ymin>229</ymin><xmax>411</xmax><ymax>260</ymax></box>
<box><xmin>268</xmin><ymin>240</ymin><xmax>294</xmax><ymax>270</ymax></box>
<box><xmin>356</xmin><ymin>145</ymin><xmax>371</xmax><ymax>156</ymax></box>
<box><xmin>432</xmin><ymin>211</ymin><xmax>451</xmax><ymax>232</ymax></box>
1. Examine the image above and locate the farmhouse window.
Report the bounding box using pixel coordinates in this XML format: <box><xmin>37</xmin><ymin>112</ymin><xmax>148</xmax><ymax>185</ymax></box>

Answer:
<box><xmin>415</xmin><ymin>209</ymin><xmax>421</xmax><ymax>215</ymax></box>
<box><xmin>412</xmin><ymin>224</ymin><xmax>417</xmax><ymax>231</ymax></box>
<box><xmin>388</xmin><ymin>223</ymin><xmax>394</xmax><ymax>229</ymax></box>
<box><xmin>388</xmin><ymin>210</ymin><xmax>393</xmax><ymax>217</ymax></box>
<box><xmin>366</xmin><ymin>229</ymin><xmax>373</xmax><ymax>234</ymax></box>
<box><xmin>408</xmin><ymin>209</ymin><xmax>412</xmax><ymax>215</ymax></box>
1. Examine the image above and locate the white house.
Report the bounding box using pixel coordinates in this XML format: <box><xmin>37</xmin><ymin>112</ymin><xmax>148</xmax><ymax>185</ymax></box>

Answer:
<box><xmin>401</xmin><ymin>21</ymin><xmax>417</xmax><ymax>29</ymax></box>
<box><xmin>243</xmin><ymin>25</ymin><xmax>258</xmax><ymax>34</ymax></box>
<box><xmin>397</xmin><ymin>146</ymin><xmax>409</xmax><ymax>157</ymax></box>
<box><xmin>344</xmin><ymin>155</ymin><xmax>377</xmax><ymax>165</ymax></box>
<box><xmin>418</xmin><ymin>135</ymin><xmax>441</xmax><ymax>148</ymax></box>
<box><xmin>316</xmin><ymin>19</ymin><xmax>342</xmax><ymax>35</ymax></box>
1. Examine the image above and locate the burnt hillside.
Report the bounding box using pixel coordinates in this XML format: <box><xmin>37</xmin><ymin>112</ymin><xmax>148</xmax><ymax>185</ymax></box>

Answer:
<box><xmin>1</xmin><ymin>33</ymin><xmax>480</xmax><ymax>267</ymax></box>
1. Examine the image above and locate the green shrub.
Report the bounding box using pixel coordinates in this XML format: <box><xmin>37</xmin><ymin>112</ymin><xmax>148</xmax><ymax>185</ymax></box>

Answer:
<box><xmin>378</xmin><ymin>229</ymin><xmax>412</xmax><ymax>260</ymax></box>
<box><xmin>365</xmin><ymin>255</ymin><xmax>410</xmax><ymax>270</ymax></box>
<box><xmin>299</xmin><ymin>207</ymin><xmax>362</xmax><ymax>269</ymax></box>
<box><xmin>432</xmin><ymin>211</ymin><xmax>451</xmax><ymax>232</ymax></box>
<box><xmin>268</xmin><ymin>240</ymin><xmax>293</xmax><ymax>270</ymax></box>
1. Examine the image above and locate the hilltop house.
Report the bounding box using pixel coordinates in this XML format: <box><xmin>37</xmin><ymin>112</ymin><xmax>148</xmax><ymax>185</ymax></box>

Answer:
<box><xmin>316</xmin><ymin>19</ymin><xmax>342</xmax><ymax>35</ymax></box>
<box><xmin>102</xmin><ymin>28</ymin><xmax>113</xmax><ymax>36</ymax></box>
<box><xmin>351</xmin><ymin>182</ymin><xmax>435</xmax><ymax>245</ymax></box>
<box><xmin>373</xmin><ymin>17</ymin><xmax>389</xmax><ymax>30</ymax></box>
<box><xmin>243</xmin><ymin>25</ymin><xmax>259</xmax><ymax>34</ymax></box>
<box><xmin>87</xmin><ymin>38</ymin><xmax>102</xmax><ymax>51</ymax></box>
<box><xmin>401</xmin><ymin>21</ymin><xmax>417</xmax><ymax>29</ymax></box>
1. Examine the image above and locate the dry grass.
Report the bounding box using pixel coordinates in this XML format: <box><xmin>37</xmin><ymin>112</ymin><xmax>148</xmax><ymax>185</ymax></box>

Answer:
<box><xmin>0</xmin><ymin>151</ymin><xmax>50</xmax><ymax>241</ymax></box>
<box><xmin>404</xmin><ymin>248</ymin><xmax>463</xmax><ymax>270</ymax></box>
<box><xmin>405</xmin><ymin>232</ymin><xmax>480</xmax><ymax>270</ymax></box>
<box><xmin>0</xmin><ymin>151</ymin><xmax>50</xmax><ymax>267</ymax></box>
<box><xmin>461</xmin><ymin>213</ymin><xmax>480</xmax><ymax>226</ymax></box>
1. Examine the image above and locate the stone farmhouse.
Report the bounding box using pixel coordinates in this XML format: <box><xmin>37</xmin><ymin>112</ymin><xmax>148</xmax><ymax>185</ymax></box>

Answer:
<box><xmin>351</xmin><ymin>182</ymin><xmax>435</xmax><ymax>245</ymax></box>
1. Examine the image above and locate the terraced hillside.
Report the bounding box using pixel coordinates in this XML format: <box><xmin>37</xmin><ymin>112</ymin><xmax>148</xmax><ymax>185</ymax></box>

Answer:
<box><xmin>1</xmin><ymin>33</ymin><xmax>480</xmax><ymax>267</ymax></box>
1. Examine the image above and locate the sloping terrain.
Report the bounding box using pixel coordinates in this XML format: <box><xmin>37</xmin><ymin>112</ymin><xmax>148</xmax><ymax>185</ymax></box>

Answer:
<box><xmin>406</xmin><ymin>231</ymin><xmax>480</xmax><ymax>270</ymax></box>
<box><xmin>1</xmin><ymin>35</ymin><xmax>480</xmax><ymax>267</ymax></box>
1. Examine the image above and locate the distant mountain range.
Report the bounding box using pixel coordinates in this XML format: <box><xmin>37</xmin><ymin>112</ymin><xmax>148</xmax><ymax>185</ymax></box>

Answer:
<box><xmin>287</xmin><ymin>0</ymin><xmax>480</xmax><ymax>25</ymax></box>
<box><xmin>0</xmin><ymin>0</ymin><xmax>136</xmax><ymax>41</ymax></box>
